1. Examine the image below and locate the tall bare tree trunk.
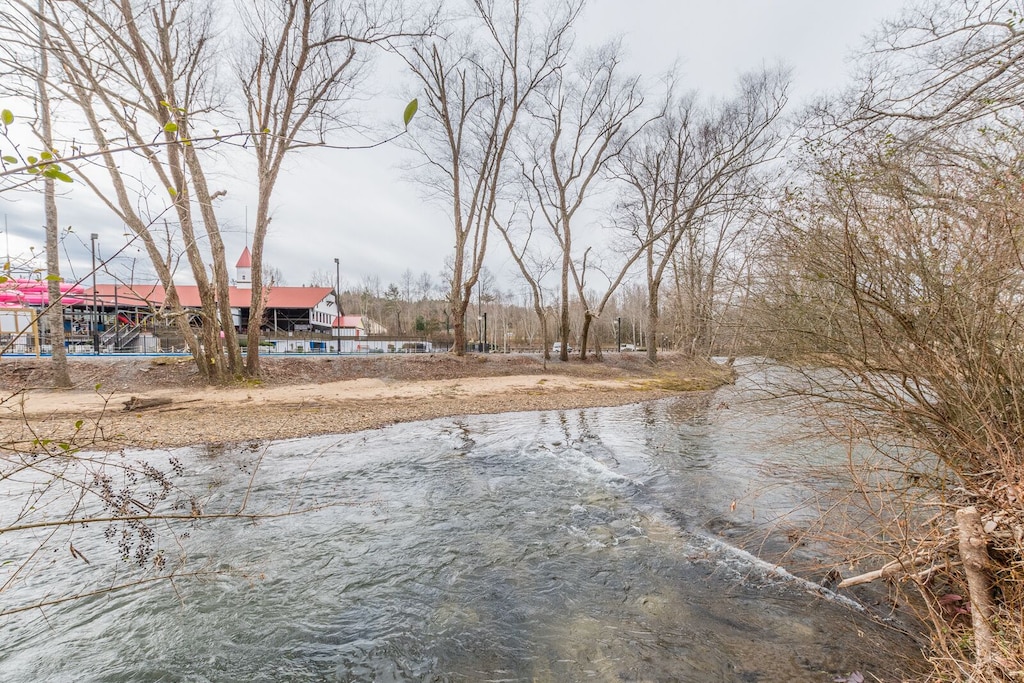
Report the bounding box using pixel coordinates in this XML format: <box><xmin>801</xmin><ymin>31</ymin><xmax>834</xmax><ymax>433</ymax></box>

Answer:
<box><xmin>450</xmin><ymin>247</ymin><xmax>467</xmax><ymax>355</ymax></box>
<box><xmin>37</xmin><ymin>0</ymin><xmax>70</xmax><ymax>388</ymax></box>
<box><xmin>579</xmin><ymin>311</ymin><xmax>593</xmax><ymax>361</ymax></box>
<box><xmin>646</xmin><ymin>275</ymin><xmax>660</xmax><ymax>364</ymax></box>
<box><xmin>559</xmin><ymin>230</ymin><xmax>571</xmax><ymax>362</ymax></box>
<box><xmin>245</xmin><ymin>171</ymin><xmax>275</xmax><ymax>376</ymax></box>
<box><xmin>42</xmin><ymin>184</ymin><xmax>70</xmax><ymax>385</ymax></box>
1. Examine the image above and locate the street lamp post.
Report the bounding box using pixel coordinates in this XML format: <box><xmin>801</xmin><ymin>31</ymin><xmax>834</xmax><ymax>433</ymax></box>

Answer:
<box><xmin>334</xmin><ymin>257</ymin><xmax>340</xmax><ymax>355</ymax></box>
<box><xmin>90</xmin><ymin>233</ymin><xmax>99</xmax><ymax>354</ymax></box>
<box><xmin>616</xmin><ymin>316</ymin><xmax>621</xmax><ymax>352</ymax></box>
<box><xmin>113</xmin><ymin>286</ymin><xmax>119</xmax><ymax>352</ymax></box>
<box><xmin>482</xmin><ymin>311</ymin><xmax>488</xmax><ymax>353</ymax></box>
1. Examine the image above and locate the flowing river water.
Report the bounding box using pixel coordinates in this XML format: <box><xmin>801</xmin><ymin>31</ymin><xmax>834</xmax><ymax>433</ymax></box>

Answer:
<box><xmin>1</xmin><ymin>366</ymin><xmax>925</xmax><ymax>681</ymax></box>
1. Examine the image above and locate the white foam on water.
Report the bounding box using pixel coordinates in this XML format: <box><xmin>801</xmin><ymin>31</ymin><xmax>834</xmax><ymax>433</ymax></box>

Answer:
<box><xmin>697</xmin><ymin>532</ymin><xmax>867</xmax><ymax>612</ymax></box>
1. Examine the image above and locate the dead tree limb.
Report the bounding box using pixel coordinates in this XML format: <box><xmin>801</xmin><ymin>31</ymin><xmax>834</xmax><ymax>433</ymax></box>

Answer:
<box><xmin>837</xmin><ymin>552</ymin><xmax>932</xmax><ymax>589</ymax></box>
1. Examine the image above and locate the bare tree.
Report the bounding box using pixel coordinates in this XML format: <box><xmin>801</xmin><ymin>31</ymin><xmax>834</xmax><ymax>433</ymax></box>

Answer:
<box><xmin>2</xmin><ymin>0</ymin><xmax>239</xmax><ymax>380</ymax></box>
<box><xmin>748</xmin><ymin>5</ymin><xmax>1024</xmax><ymax>666</ymax></box>
<box><xmin>238</xmin><ymin>0</ymin><xmax>419</xmax><ymax>375</ymax></box>
<box><xmin>262</xmin><ymin>263</ymin><xmax>286</xmax><ymax>287</ymax></box>
<box><xmin>520</xmin><ymin>42</ymin><xmax>647</xmax><ymax>361</ymax></box>
<box><xmin>35</xmin><ymin>1</ymin><xmax>71</xmax><ymax>387</ymax></box>
<box><xmin>415</xmin><ymin>270</ymin><xmax>433</xmax><ymax>300</ymax></box>
<box><xmin>666</xmin><ymin>187</ymin><xmax>771</xmax><ymax>358</ymax></box>
<box><xmin>399</xmin><ymin>267</ymin><xmax>415</xmax><ymax>302</ymax></box>
<box><xmin>400</xmin><ymin>0</ymin><xmax>582</xmax><ymax>355</ymax></box>
<box><xmin>756</xmin><ymin>123</ymin><xmax>1024</xmax><ymax>678</ymax></box>
<box><xmin>0</xmin><ymin>3</ymin><xmax>74</xmax><ymax>386</ymax></box>
<box><xmin>617</xmin><ymin>68</ymin><xmax>788</xmax><ymax>363</ymax></box>
<box><xmin>1</xmin><ymin>0</ymin><xmax>418</xmax><ymax>380</ymax></box>
<box><xmin>857</xmin><ymin>0</ymin><xmax>1024</xmax><ymax>127</ymax></box>
<box><xmin>306</xmin><ymin>268</ymin><xmax>334</xmax><ymax>287</ymax></box>
<box><xmin>493</xmin><ymin>205</ymin><xmax>558</xmax><ymax>359</ymax></box>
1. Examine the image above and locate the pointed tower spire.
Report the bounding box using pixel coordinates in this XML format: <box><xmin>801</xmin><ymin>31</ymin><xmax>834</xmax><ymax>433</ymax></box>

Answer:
<box><xmin>236</xmin><ymin>246</ymin><xmax>252</xmax><ymax>288</ymax></box>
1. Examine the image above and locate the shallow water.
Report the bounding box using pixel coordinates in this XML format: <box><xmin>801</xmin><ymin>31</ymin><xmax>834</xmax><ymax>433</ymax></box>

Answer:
<box><xmin>0</xmin><ymin>372</ymin><xmax>923</xmax><ymax>682</ymax></box>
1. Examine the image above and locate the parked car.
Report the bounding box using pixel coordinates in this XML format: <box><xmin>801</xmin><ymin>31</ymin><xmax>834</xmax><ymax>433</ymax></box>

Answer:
<box><xmin>551</xmin><ymin>342</ymin><xmax>573</xmax><ymax>354</ymax></box>
<box><xmin>620</xmin><ymin>343</ymin><xmax>637</xmax><ymax>351</ymax></box>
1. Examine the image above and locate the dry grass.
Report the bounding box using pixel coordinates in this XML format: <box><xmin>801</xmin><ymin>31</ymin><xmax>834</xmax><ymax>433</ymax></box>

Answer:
<box><xmin>640</xmin><ymin>366</ymin><xmax>736</xmax><ymax>392</ymax></box>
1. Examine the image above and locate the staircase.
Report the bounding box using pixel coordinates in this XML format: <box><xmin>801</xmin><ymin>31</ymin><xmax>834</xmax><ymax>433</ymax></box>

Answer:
<box><xmin>99</xmin><ymin>323</ymin><xmax>144</xmax><ymax>352</ymax></box>
<box><xmin>114</xmin><ymin>325</ymin><xmax>142</xmax><ymax>352</ymax></box>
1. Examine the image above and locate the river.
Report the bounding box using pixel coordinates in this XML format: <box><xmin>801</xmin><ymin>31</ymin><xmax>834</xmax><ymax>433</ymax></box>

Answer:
<box><xmin>0</xmin><ymin>366</ymin><xmax>924</xmax><ymax>681</ymax></box>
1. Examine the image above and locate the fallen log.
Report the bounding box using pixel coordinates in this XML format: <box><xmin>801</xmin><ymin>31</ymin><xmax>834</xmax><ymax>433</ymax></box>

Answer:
<box><xmin>837</xmin><ymin>553</ymin><xmax>932</xmax><ymax>589</ymax></box>
<box><xmin>122</xmin><ymin>396</ymin><xmax>173</xmax><ymax>412</ymax></box>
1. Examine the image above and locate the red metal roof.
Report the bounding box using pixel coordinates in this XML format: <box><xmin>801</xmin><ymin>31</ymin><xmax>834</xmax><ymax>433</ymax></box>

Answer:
<box><xmin>236</xmin><ymin>246</ymin><xmax>252</xmax><ymax>268</ymax></box>
<box><xmin>262</xmin><ymin>286</ymin><xmax>333</xmax><ymax>309</ymax></box>
<box><xmin>87</xmin><ymin>284</ymin><xmax>332</xmax><ymax>310</ymax></box>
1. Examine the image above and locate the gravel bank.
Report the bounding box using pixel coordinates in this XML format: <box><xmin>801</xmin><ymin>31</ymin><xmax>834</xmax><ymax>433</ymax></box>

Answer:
<box><xmin>0</xmin><ymin>353</ymin><xmax>728</xmax><ymax>451</ymax></box>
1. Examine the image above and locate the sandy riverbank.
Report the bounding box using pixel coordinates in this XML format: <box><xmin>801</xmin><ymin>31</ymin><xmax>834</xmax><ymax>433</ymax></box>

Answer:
<box><xmin>0</xmin><ymin>353</ymin><xmax>729</xmax><ymax>451</ymax></box>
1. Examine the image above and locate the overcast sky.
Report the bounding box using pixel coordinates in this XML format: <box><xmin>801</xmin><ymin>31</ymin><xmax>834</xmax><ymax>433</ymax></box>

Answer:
<box><xmin>0</xmin><ymin>0</ymin><xmax>908</xmax><ymax>294</ymax></box>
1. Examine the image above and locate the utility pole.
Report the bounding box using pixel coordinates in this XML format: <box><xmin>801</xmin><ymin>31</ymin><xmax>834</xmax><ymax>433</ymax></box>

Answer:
<box><xmin>334</xmin><ymin>257</ymin><xmax>341</xmax><ymax>355</ymax></box>
<box><xmin>90</xmin><ymin>233</ymin><xmax>99</xmax><ymax>354</ymax></box>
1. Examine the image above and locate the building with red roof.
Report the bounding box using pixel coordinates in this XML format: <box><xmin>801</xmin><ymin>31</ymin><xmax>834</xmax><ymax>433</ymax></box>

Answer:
<box><xmin>79</xmin><ymin>248</ymin><xmax>385</xmax><ymax>339</ymax></box>
<box><xmin>87</xmin><ymin>282</ymin><xmax>341</xmax><ymax>333</ymax></box>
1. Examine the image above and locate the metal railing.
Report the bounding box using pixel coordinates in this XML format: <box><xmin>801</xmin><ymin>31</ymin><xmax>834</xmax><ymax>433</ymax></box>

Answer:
<box><xmin>2</xmin><ymin>331</ymin><xmax>443</xmax><ymax>357</ymax></box>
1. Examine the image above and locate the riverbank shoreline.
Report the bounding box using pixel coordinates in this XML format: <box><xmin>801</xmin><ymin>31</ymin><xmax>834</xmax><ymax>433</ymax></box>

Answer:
<box><xmin>0</xmin><ymin>353</ymin><xmax>728</xmax><ymax>451</ymax></box>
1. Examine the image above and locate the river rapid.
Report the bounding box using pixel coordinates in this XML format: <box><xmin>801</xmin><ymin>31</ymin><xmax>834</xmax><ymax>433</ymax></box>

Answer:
<box><xmin>0</xmin><ymin>367</ymin><xmax>925</xmax><ymax>682</ymax></box>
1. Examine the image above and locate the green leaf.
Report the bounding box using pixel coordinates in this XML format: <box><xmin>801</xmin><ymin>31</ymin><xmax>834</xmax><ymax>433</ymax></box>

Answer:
<box><xmin>159</xmin><ymin>100</ymin><xmax>170</xmax><ymax>108</ymax></box>
<box><xmin>1</xmin><ymin>109</ymin><xmax>12</xmax><ymax>126</ymax></box>
<box><xmin>74</xmin><ymin>419</ymin><xmax>84</xmax><ymax>430</ymax></box>
<box><xmin>1</xmin><ymin>155</ymin><xmax>16</xmax><ymax>164</ymax></box>
<box><xmin>45</xmin><ymin>274</ymin><xmax>61</xmax><ymax>281</ymax></box>
<box><xmin>27</xmin><ymin>155</ymin><xmax>37</xmax><ymax>164</ymax></box>
<box><xmin>94</xmin><ymin>382</ymin><xmax>102</xmax><ymax>391</ymax></box>
<box><xmin>42</xmin><ymin>167</ymin><xmax>71</xmax><ymax>182</ymax></box>
<box><xmin>163</xmin><ymin>122</ymin><xmax>178</xmax><ymax>133</ymax></box>
<box><xmin>168</xmin><ymin>186</ymin><xmax>178</xmax><ymax>197</ymax></box>
<box><xmin>40</xmin><ymin>151</ymin><xmax>53</xmax><ymax>160</ymax></box>
<box><xmin>403</xmin><ymin>98</ymin><xmax>418</xmax><ymax>127</ymax></box>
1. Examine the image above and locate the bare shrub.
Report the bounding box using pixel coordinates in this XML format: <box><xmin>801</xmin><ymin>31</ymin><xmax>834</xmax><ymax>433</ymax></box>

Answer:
<box><xmin>752</xmin><ymin>123</ymin><xmax>1024</xmax><ymax>678</ymax></box>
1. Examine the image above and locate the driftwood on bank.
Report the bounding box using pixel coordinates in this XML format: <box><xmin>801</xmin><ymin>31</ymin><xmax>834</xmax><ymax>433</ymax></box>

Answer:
<box><xmin>122</xmin><ymin>396</ymin><xmax>173</xmax><ymax>412</ymax></box>
<box><xmin>837</xmin><ymin>553</ymin><xmax>935</xmax><ymax>589</ymax></box>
